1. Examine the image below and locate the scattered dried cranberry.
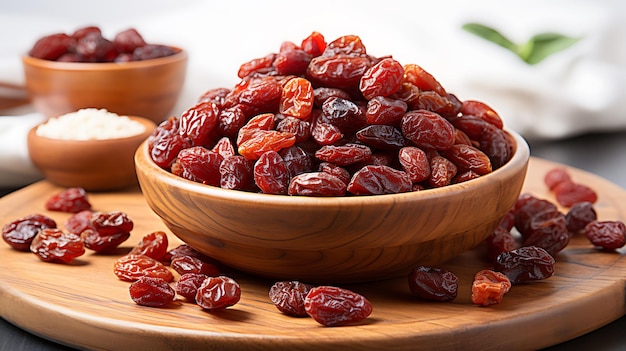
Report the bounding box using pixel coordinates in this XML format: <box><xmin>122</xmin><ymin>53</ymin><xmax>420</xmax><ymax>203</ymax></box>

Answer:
<box><xmin>30</xmin><ymin>228</ymin><xmax>85</xmax><ymax>263</ymax></box>
<box><xmin>129</xmin><ymin>276</ymin><xmax>176</xmax><ymax>307</ymax></box>
<box><xmin>584</xmin><ymin>220</ymin><xmax>626</xmax><ymax>250</ymax></box>
<box><xmin>408</xmin><ymin>266</ymin><xmax>458</xmax><ymax>301</ymax></box>
<box><xmin>565</xmin><ymin>201</ymin><xmax>597</xmax><ymax>233</ymax></box>
<box><xmin>2</xmin><ymin>214</ymin><xmax>57</xmax><ymax>251</ymax></box>
<box><xmin>304</xmin><ymin>286</ymin><xmax>373</xmax><ymax>326</ymax></box>
<box><xmin>113</xmin><ymin>254</ymin><xmax>173</xmax><ymax>282</ymax></box>
<box><xmin>175</xmin><ymin>273</ymin><xmax>209</xmax><ymax>300</ymax></box>
<box><xmin>495</xmin><ymin>246</ymin><xmax>555</xmax><ymax>284</ymax></box>
<box><xmin>128</xmin><ymin>231</ymin><xmax>169</xmax><ymax>261</ymax></box>
<box><xmin>195</xmin><ymin>276</ymin><xmax>241</xmax><ymax>310</ymax></box>
<box><xmin>45</xmin><ymin>187</ymin><xmax>91</xmax><ymax>213</ymax></box>
<box><xmin>170</xmin><ymin>255</ymin><xmax>220</xmax><ymax>276</ymax></box>
<box><xmin>471</xmin><ymin>270</ymin><xmax>511</xmax><ymax>307</ymax></box>
<box><xmin>269</xmin><ymin>281</ymin><xmax>315</xmax><ymax>317</ymax></box>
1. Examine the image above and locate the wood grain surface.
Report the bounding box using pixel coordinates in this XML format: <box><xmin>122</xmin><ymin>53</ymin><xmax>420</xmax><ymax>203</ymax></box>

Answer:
<box><xmin>1</xmin><ymin>157</ymin><xmax>625</xmax><ymax>351</ymax></box>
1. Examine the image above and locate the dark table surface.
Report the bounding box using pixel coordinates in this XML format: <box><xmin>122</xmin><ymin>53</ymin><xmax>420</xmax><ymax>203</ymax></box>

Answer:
<box><xmin>2</xmin><ymin>130</ymin><xmax>626</xmax><ymax>351</ymax></box>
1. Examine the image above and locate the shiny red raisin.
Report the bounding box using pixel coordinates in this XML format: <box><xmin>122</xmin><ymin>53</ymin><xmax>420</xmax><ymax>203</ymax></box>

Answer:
<box><xmin>2</xmin><ymin>214</ymin><xmax>57</xmax><ymax>251</ymax></box>
<box><xmin>269</xmin><ymin>281</ymin><xmax>316</xmax><ymax>317</ymax></box>
<box><xmin>408</xmin><ymin>266</ymin><xmax>459</xmax><ymax>301</ymax></box>
<box><xmin>30</xmin><ymin>228</ymin><xmax>85</xmax><ymax>263</ymax></box>
<box><xmin>129</xmin><ymin>276</ymin><xmax>175</xmax><ymax>307</ymax></box>
<box><xmin>584</xmin><ymin>220</ymin><xmax>626</xmax><ymax>250</ymax></box>
<box><xmin>304</xmin><ymin>286</ymin><xmax>373</xmax><ymax>326</ymax></box>
<box><xmin>471</xmin><ymin>270</ymin><xmax>511</xmax><ymax>306</ymax></box>
<box><xmin>45</xmin><ymin>187</ymin><xmax>91</xmax><ymax>213</ymax></box>
<box><xmin>495</xmin><ymin>246</ymin><xmax>555</xmax><ymax>284</ymax></box>
<box><xmin>195</xmin><ymin>276</ymin><xmax>241</xmax><ymax>310</ymax></box>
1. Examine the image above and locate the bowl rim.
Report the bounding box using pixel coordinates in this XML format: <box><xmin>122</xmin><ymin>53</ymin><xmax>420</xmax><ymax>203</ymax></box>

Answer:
<box><xmin>29</xmin><ymin>115</ymin><xmax>156</xmax><ymax>144</ymax></box>
<box><xmin>21</xmin><ymin>46</ymin><xmax>187</xmax><ymax>71</ymax></box>
<box><xmin>136</xmin><ymin>129</ymin><xmax>530</xmax><ymax>207</ymax></box>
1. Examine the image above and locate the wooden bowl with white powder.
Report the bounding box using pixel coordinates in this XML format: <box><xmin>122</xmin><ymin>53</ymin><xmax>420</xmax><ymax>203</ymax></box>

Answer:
<box><xmin>27</xmin><ymin>108</ymin><xmax>156</xmax><ymax>191</ymax></box>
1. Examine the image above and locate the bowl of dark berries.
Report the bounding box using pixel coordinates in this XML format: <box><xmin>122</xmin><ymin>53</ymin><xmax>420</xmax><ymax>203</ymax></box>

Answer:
<box><xmin>135</xmin><ymin>32</ymin><xmax>530</xmax><ymax>283</ymax></box>
<box><xmin>22</xmin><ymin>26</ymin><xmax>187</xmax><ymax>123</ymax></box>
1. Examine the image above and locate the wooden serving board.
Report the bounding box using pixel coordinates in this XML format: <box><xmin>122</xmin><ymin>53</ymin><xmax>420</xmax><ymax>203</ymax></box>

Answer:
<box><xmin>1</xmin><ymin>157</ymin><xmax>625</xmax><ymax>351</ymax></box>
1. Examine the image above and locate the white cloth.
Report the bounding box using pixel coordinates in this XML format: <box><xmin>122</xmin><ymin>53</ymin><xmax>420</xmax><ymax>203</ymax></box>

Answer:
<box><xmin>1</xmin><ymin>0</ymin><xmax>625</xmax><ymax>187</ymax></box>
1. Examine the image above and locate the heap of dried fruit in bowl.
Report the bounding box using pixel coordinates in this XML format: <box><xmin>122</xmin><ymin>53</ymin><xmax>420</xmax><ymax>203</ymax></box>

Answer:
<box><xmin>148</xmin><ymin>32</ymin><xmax>514</xmax><ymax>196</ymax></box>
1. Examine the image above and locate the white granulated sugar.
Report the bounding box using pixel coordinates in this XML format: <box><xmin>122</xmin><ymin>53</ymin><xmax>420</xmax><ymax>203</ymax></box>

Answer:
<box><xmin>36</xmin><ymin>109</ymin><xmax>146</xmax><ymax>140</ymax></box>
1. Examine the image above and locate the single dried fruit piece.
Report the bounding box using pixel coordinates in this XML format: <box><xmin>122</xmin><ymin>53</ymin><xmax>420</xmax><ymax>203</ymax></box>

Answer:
<box><xmin>195</xmin><ymin>276</ymin><xmax>241</xmax><ymax>310</ymax></box>
<box><xmin>171</xmin><ymin>255</ymin><xmax>220</xmax><ymax>276</ymax></box>
<box><xmin>176</xmin><ymin>273</ymin><xmax>209</xmax><ymax>300</ymax></box>
<box><xmin>429</xmin><ymin>155</ymin><xmax>458</xmax><ymax>188</ymax></box>
<box><xmin>219</xmin><ymin>155</ymin><xmax>254</xmax><ymax>191</ymax></box>
<box><xmin>522</xmin><ymin>209</ymin><xmax>570</xmax><ymax>256</ymax></box>
<box><xmin>584</xmin><ymin>220</ymin><xmax>626</xmax><ymax>250</ymax></box>
<box><xmin>45</xmin><ymin>187</ymin><xmax>91</xmax><ymax>213</ymax></box>
<box><xmin>288</xmin><ymin>172</ymin><xmax>347</xmax><ymax>196</ymax></box>
<box><xmin>2</xmin><ymin>214</ymin><xmax>57</xmax><ymax>251</ymax></box>
<box><xmin>401</xmin><ymin>110</ymin><xmax>455</xmax><ymax>150</ymax></box>
<box><xmin>365</xmin><ymin>96</ymin><xmax>408</xmax><ymax>126</ymax></box>
<box><xmin>398</xmin><ymin>146</ymin><xmax>430</xmax><ymax>183</ymax></box>
<box><xmin>172</xmin><ymin>146</ymin><xmax>224</xmax><ymax>186</ymax></box>
<box><xmin>29</xmin><ymin>33</ymin><xmax>74</xmax><ymax>60</ymax></box>
<box><xmin>113</xmin><ymin>254</ymin><xmax>174</xmax><ymax>282</ymax></box>
<box><xmin>359</xmin><ymin>57</ymin><xmax>404</xmax><ymax>100</ymax></box>
<box><xmin>544</xmin><ymin>167</ymin><xmax>572</xmax><ymax>190</ymax></box>
<box><xmin>30</xmin><ymin>228</ymin><xmax>85</xmax><ymax>263</ymax></box>
<box><xmin>238</xmin><ymin>130</ymin><xmax>296</xmax><ymax>161</ymax></box>
<box><xmin>254</xmin><ymin>151</ymin><xmax>290</xmax><ymax>194</ymax></box>
<box><xmin>128</xmin><ymin>231</ymin><xmax>169</xmax><ymax>261</ymax></box>
<box><xmin>82</xmin><ymin>229</ymin><xmax>130</xmax><ymax>253</ymax></box>
<box><xmin>495</xmin><ymin>246</ymin><xmax>555</xmax><ymax>284</ymax></box>
<box><xmin>553</xmin><ymin>181</ymin><xmax>598</xmax><ymax>207</ymax></box>
<box><xmin>179</xmin><ymin>101</ymin><xmax>219</xmax><ymax>146</ymax></box>
<box><xmin>408</xmin><ymin>266</ymin><xmax>459</xmax><ymax>301</ymax></box>
<box><xmin>304</xmin><ymin>286</ymin><xmax>373</xmax><ymax>326</ymax></box>
<box><xmin>484</xmin><ymin>226</ymin><xmax>518</xmax><ymax>263</ymax></box>
<box><xmin>355</xmin><ymin>125</ymin><xmax>406</xmax><ymax>151</ymax></box>
<box><xmin>471</xmin><ymin>270</ymin><xmax>511</xmax><ymax>306</ymax></box>
<box><xmin>279</xmin><ymin>77</ymin><xmax>314</xmax><ymax>119</ymax></box>
<box><xmin>443</xmin><ymin>144</ymin><xmax>492</xmax><ymax>175</ymax></box>
<box><xmin>129</xmin><ymin>276</ymin><xmax>175</xmax><ymax>307</ymax></box>
<box><xmin>269</xmin><ymin>281</ymin><xmax>316</xmax><ymax>317</ymax></box>
<box><xmin>315</xmin><ymin>143</ymin><xmax>372</xmax><ymax>166</ymax></box>
<box><xmin>113</xmin><ymin>28</ymin><xmax>146</xmax><ymax>54</ymax></box>
<box><xmin>347</xmin><ymin>165</ymin><xmax>412</xmax><ymax>195</ymax></box>
<box><xmin>164</xmin><ymin>244</ymin><xmax>212</xmax><ymax>263</ymax></box>
<box><xmin>403</xmin><ymin>64</ymin><xmax>447</xmax><ymax>96</ymax></box>
<box><xmin>460</xmin><ymin>100</ymin><xmax>503</xmax><ymax>129</ymax></box>
<box><xmin>565</xmin><ymin>201</ymin><xmax>597</xmax><ymax>233</ymax></box>
<box><xmin>90</xmin><ymin>211</ymin><xmax>134</xmax><ymax>236</ymax></box>
<box><xmin>65</xmin><ymin>210</ymin><xmax>94</xmax><ymax>235</ymax></box>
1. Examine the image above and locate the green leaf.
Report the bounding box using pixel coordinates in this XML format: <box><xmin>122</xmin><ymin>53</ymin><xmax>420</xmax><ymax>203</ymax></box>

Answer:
<box><xmin>462</xmin><ymin>22</ymin><xmax>581</xmax><ymax>65</ymax></box>
<box><xmin>522</xmin><ymin>32</ymin><xmax>580</xmax><ymax>64</ymax></box>
<box><xmin>462</xmin><ymin>23</ymin><xmax>519</xmax><ymax>52</ymax></box>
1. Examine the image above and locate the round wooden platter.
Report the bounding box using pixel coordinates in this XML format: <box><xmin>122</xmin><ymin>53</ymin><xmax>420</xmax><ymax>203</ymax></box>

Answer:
<box><xmin>1</xmin><ymin>157</ymin><xmax>625</xmax><ymax>351</ymax></box>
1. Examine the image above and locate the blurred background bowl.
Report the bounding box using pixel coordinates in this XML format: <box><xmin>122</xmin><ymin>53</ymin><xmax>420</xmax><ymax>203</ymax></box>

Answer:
<box><xmin>135</xmin><ymin>130</ymin><xmax>530</xmax><ymax>284</ymax></box>
<box><xmin>28</xmin><ymin>115</ymin><xmax>156</xmax><ymax>191</ymax></box>
<box><xmin>22</xmin><ymin>47</ymin><xmax>187</xmax><ymax>124</ymax></box>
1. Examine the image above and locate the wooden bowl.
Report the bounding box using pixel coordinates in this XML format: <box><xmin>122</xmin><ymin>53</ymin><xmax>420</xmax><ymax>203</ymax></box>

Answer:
<box><xmin>22</xmin><ymin>47</ymin><xmax>187</xmax><ymax>124</ymax></box>
<box><xmin>135</xmin><ymin>130</ymin><xmax>530</xmax><ymax>283</ymax></box>
<box><xmin>28</xmin><ymin>116</ymin><xmax>156</xmax><ymax>192</ymax></box>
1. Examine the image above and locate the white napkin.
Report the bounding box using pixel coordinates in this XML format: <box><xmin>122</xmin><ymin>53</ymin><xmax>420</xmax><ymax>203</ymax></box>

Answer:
<box><xmin>1</xmin><ymin>0</ymin><xmax>625</xmax><ymax>187</ymax></box>
<box><xmin>0</xmin><ymin>112</ymin><xmax>45</xmax><ymax>187</ymax></box>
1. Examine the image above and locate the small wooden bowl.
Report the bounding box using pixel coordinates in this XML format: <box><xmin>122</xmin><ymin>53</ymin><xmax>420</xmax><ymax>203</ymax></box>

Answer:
<box><xmin>22</xmin><ymin>47</ymin><xmax>187</xmax><ymax>124</ymax></box>
<box><xmin>28</xmin><ymin>116</ymin><xmax>156</xmax><ymax>192</ymax></box>
<box><xmin>135</xmin><ymin>130</ymin><xmax>530</xmax><ymax>283</ymax></box>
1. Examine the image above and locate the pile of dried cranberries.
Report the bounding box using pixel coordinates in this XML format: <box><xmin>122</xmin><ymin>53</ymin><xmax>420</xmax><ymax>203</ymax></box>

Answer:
<box><xmin>29</xmin><ymin>26</ymin><xmax>178</xmax><ymax>63</ymax></box>
<box><xmin>149</xmin><ymin>32</ymin><xmax>513</xmax><ymax>196</ymax></box>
